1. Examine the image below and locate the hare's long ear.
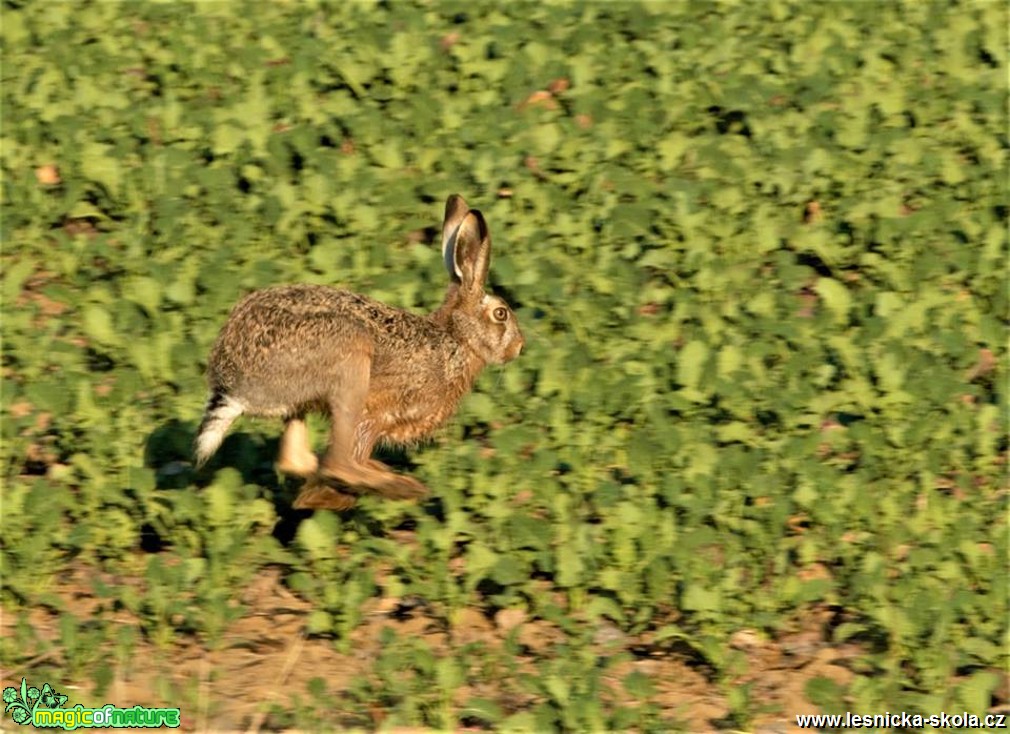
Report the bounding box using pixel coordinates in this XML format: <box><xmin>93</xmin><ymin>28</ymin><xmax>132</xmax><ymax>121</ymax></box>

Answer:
<box><xmin>453</xmin><ymin>210</ymin><xmax>491</xmax><ymax>295</ymax></box>
<box><xmin>442</xmin><ymin>194</ymin><xmax>470</xmax><ymax>278</ymax></box>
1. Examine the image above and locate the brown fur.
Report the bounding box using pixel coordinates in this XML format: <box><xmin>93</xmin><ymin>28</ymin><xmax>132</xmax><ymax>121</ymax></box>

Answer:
<box><xmin>194</xmin><ymin>195</ymin><xmax>524</xmax><ymax>510</ymax></box>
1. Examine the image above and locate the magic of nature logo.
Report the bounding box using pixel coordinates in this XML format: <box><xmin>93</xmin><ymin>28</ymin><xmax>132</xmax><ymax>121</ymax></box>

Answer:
<box><xmin>3</xmin><ymin>678</ymin><xmax>181</xmax><ymax>729</ymax></box>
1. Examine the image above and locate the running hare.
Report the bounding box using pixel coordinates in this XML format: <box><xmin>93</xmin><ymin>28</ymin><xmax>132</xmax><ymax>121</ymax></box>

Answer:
<box><xmin>194</xmin><ymin>195</ymin><xmax>524</xmax><ymax>510</ymax></box>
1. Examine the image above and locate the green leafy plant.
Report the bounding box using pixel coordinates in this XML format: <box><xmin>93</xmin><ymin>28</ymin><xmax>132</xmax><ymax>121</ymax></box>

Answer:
<box><xmin>2</xmin><ymin>0</ymin><xmax>1005</xmax><ymax>728</ymax></box>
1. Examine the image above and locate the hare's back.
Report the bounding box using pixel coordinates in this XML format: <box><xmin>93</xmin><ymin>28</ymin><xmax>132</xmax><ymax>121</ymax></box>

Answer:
<box><xmin>208</xmin><ymin>285</ymin><xmax>371</xmax><ymax>389</ymax></box>
<box><xmin>217</xmin><ymin>284</ymin><xmax>387</xmax><ymax>349</ymax></box>
<box><xmin>232</xmin><ymin>284</ymin><xmax>358</xmax><ymax>318</ymax></box>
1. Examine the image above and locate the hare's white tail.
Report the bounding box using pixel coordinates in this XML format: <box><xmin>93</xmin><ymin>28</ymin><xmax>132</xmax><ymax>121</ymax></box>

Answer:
<box><xmin>194</xmin><ymin>391</ymin><xmax>245</xmax><ymax>467</ymax></box>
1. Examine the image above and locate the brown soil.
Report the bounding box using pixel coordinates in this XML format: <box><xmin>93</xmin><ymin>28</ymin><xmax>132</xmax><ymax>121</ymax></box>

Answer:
<box><xmin>1</xmin><ymin>560</ymin><xmax>872</xmax><ymax>733</ymax></box>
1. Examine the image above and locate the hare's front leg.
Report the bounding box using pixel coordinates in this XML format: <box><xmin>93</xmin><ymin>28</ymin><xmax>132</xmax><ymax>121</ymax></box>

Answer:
<box><xmin>277</xmin><ymin>416</ymin><xmax>318</xmax><ymax>477</ymax></box>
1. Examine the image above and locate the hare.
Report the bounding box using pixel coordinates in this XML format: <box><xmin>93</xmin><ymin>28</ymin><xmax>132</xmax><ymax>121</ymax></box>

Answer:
<box><xmin>194</xmin><ymin>195</ymin><xmax>524</xmax><ymax>510</ymax></box>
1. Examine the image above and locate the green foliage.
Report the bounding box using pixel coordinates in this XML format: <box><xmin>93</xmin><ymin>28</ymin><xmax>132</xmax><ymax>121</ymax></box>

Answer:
<box><xmin>2</xmin><ymin>0</ymin><xmax>1006</xmax><ymax>728</ymax></box>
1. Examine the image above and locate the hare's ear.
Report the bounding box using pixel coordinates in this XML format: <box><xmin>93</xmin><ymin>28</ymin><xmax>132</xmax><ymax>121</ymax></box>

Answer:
<box><xmin>442</xmin><ymin>194</ymin><xmax>470</xmax><ymax>278</ymax></box>
<box><xmin>453</xmin><ymin>210</ymin><xmax>491</xmax><ymax>293</ymax></box>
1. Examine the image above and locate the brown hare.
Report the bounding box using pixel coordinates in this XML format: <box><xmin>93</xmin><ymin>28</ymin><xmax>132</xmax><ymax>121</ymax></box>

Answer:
<box><xmin>194</xmin><ymin>195</ymin><xmax>524</xmax><ymax>510</ymax></box>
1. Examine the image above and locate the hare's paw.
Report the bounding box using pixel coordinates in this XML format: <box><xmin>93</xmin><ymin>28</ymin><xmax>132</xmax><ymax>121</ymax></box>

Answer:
<box><xmin>374</xmin><ymin>472</ymin><xmax>430</xmax><ymax>501</ymax></box>
<box><xmin>361</xmin><ymin>460</ymin><xmax>429</xmax><ymax>499</ymax></box>
<box><xmin>364</xmin><ymin>458</ymin><xmax>393</xmax><ymax>473</ymax></box>
<box><xmin>293</xmin><ymin>482</ymin><xmax>357</xmax><ymax>511</ymax></box>
<box><xmin>318</xmin><ymin>462</ymin><xmax>372</xmax><ymax>489</ymax></box>
<box><xmin>317</xmin><ymin>460</ymin><xmax>428</xmax><ymax>501</ymax></box>
<box><xmin>278</xmin><ymin>452</ymin><xmax>319</xmax><ymax>478</ymax></box>
<box><xmin>278</xmin><ymin>419</ymin><xmax>319</xmax><ymax>477</ymax></box>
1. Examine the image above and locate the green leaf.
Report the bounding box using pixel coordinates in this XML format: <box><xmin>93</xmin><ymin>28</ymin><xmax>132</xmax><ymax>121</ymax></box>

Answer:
<box><xmin>804</xmin><ymin>676</ymin><xmax>844</xmax><ymax>711</ymax></box>
<box><xmin>958</xmin><ymin>669</ymin><xmax>1000</xmax><ymax>713</ymax></box>
<box><xmin>464</xmin><ymin>392</ymin><xmax>496</xmax><ymax>421</ymax></box>
<box><xmin>3</xmin><ymin>258</ymin><xmax>34</xmax><ymax>304</ymax></box>
<box><xmin>544</xmin><ymin>675</ymin><xmax>569</xmax><ymax>706</ymax></box>
<box><xmin>465</xmin><ymin>541</ymin><xmax>497</xmax><ymax>589</ymax></box>
<box><xmin>717</xmin><ymin>344</ymin><xmax>743</xmax><ymax>378</ymax></box>
<box><xmin>529</xmin><ymin>123</ymin><xmax>561</xmax><ymax>155</ymax></box>
<box><xmin>205</xmin><ymin>471</ymin><xmax>240</xmax><ymax>528</ymax></box>
<box><xmin>622</xmin><ymin>670</ymin><xmax>656</xmax><ymax>699</ymax></box>
<box><xmin>491</xmin><ymin>555</ymin><xmax>526</xmax><ymax>586</ymax></box>
<box><xmin>677</xmin><ymin>340</ymin><xmax>709</xmax><ymax>390</ymax></box>
<box><xmin>297</xmin><ymin>514</ymin><xmax>340</xmax><ymax>562</ymax></box>
<box><xmin>305</xmin><ymin>610</ymin><xmax>332</xmax><ymax>635</ymax></box>
<box><xmin>79</xmin><ymin>142</ymin><xmax>122</xmax><ymax>197</ymax></box>
<box><xmin>81</xmin><ymin>304</ymin><xmax>116</xmax><ymax>347</ymax></box>
<box><xmin>681</xmin><ymin>584</ymin><xmax>719</xmax><ymax>613</ymax></box>
<box><xmin>585</xmin><ymin>595</ymin><xmax>624</xmax><ymax>624</ymax></box>
<box><xmin>815</xmin><ymin>277</ymin><xmax>852</xmax><ymax>325</ymax></box>
<box><xmin>123</xmin><ymin>276</ymin><xmax>162</xmax><ymax>315</ymax></box>
<box><xmin>462</xmin><ymin>697</ymin><xmax>504</xmax><ymax>726</ymax></box>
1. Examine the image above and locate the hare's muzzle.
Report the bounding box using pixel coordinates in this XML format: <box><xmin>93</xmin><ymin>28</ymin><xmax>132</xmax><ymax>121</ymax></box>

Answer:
<box><xmin>510</xmin><ymin>333</ymin><xmax>525</xmax><ymax>360</ymax></box>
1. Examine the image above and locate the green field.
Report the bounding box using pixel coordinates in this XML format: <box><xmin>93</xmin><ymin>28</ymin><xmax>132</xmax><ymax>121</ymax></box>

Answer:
<box><xmin>2</xmin><ymin>1</ymin><xmax>1007</xmax><ymax>731</ymax></box>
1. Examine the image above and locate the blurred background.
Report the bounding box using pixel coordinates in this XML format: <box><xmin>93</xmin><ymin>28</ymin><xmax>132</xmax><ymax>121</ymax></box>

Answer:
<box><xmin>2</xmin><ymin>1</ymin><xmax>1006</xmax><ymax>731</ymax></box>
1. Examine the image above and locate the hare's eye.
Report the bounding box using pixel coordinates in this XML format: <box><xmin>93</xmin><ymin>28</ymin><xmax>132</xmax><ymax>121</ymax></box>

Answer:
<box><xmin>492</xmin><ymin>306</ymin><xmax>509</xmax><ymax>322</ymax></box>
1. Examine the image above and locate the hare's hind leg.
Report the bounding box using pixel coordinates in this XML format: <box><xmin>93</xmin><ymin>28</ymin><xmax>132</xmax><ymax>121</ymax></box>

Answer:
<box><xmin>292</xmin><ymin>478</ymin><xmax>357</xmax><ymax>511</ymax></box>
<box><xmin>318</xmin><ymin>425</ymin><xmax>429</xmax><ymax>501</ymax></box>
<box><xmin>361</xmin><ymin>457</ymin><xmax>429</xmax><ymax>500</ymax></box>
<box><xmin>277</xmin><ymin>416</ymin><xmax>318</xmax><ymax>477</ymax></box>
<box><xmin>323</xmin><ymin>421</ymin><xmax>428</xmax><ymax>500</ymax></box>
<box><xmin>282</xmin><ymin>415</ymin><xmax>357</xmax><ymax>510</ymax></box>
<box><xmin>314</xmin><ymin>355</ymin><xmax>428</xmax><ymax>501</ymax></box>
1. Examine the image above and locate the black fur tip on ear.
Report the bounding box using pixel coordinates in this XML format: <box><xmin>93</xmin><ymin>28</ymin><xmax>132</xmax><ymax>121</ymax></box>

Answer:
<box><xmin>445</xmin><ymin>194</ymin><xmax>469</xmax><ymax>219</ymax></box>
